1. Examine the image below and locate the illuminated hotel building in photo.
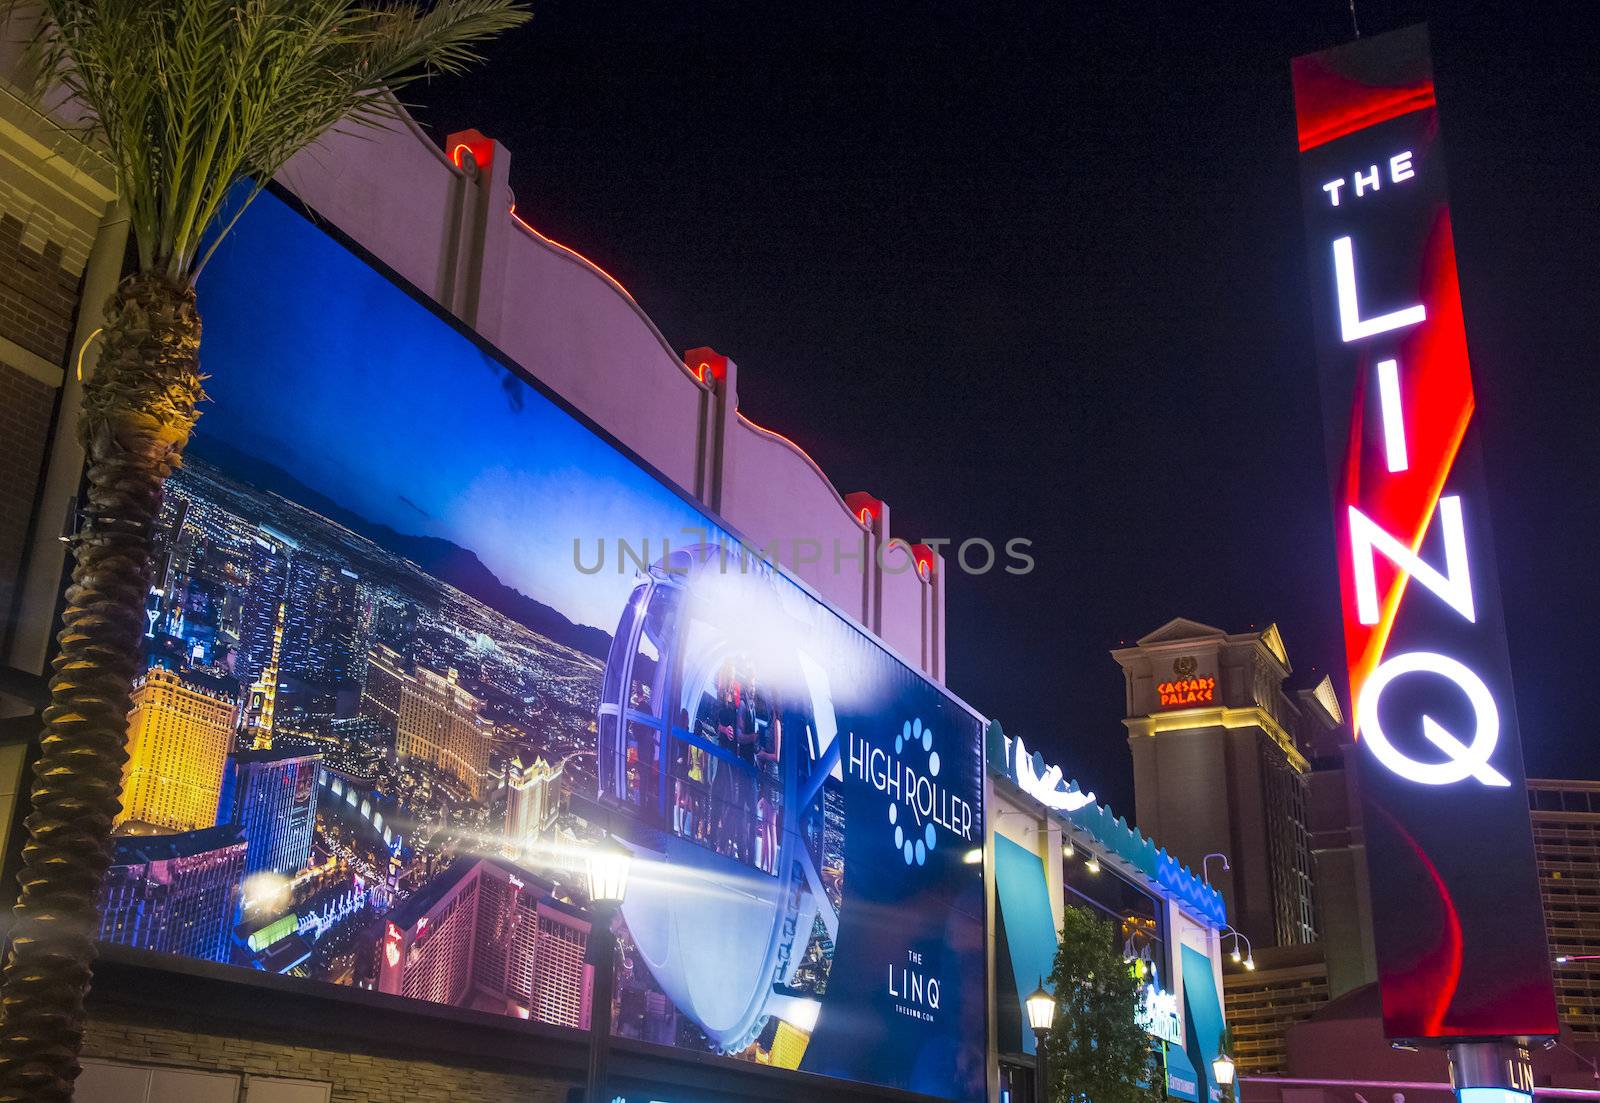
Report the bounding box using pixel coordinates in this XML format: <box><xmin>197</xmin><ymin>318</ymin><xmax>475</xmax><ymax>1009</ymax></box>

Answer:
<box><xmin>1529</xmin><ymin>779</ymin><xmax>1600</xmax><ymax>1039</ymax></box>
<box><xmin>1117</xmin><ymin>619</ymin><xmax>1370</xmax><ymax>1075</ymax></box>
<box><xmin>97</xmin><ymin>825</ymin><xmax>249</xmax><ymax>965</ymax></box>
<box><xmin>503</xmin><ymin>753</ymin><xmax>566</xmax><ymax>859</ymax></box>
<box><xmin>393</xmin><ymin>659</ymin><xmax>495</xmax><ymax>801</ymax></box>
<box><xmin>243</xmin><ymin>601</ymin><xmax>286</xmax><ymax>747</ymax></box>
<box><xmin>377</xmin><ymin>855</ymin><xmax>593</xmax><ymax>1025</ymax></box>
<box><xmin>1217</xmin><ymin>944</ymin><xmax>1329</xmax><ymax>1074</ymax></box>
<box><xmin>217</xmin><ymin>745</ymin><xmax>322</xmax><ymax>881</ymax></box>
<box><xmin>116</xmin><ymin>665</ymin><xmax>240</xmax><ymax>834</ymax></box>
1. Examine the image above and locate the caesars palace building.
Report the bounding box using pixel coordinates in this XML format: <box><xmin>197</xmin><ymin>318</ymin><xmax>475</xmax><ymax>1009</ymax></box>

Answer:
<box><xmin>0</xmin><ymin>39</ymin><xmax>1229</xmax><ymax>1103</ymax></box>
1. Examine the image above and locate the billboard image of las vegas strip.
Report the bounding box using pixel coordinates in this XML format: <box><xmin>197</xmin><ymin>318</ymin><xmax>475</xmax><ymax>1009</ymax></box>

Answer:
<box><xmin>104</xmin><ymin>188</ymin><xmax>986</xmax><ymax>1100</ymax></box>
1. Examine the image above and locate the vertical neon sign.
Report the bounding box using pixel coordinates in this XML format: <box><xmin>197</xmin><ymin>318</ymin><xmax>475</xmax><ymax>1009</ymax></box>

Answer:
<box><xmin>1292</xmin><ymin>25</ymin><xmax>1557</xmax><ymax>1040</ymax></box>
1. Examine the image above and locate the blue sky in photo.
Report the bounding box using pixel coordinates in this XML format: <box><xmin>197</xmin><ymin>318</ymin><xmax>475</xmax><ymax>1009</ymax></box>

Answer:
<box><xmin>195</xmin><ymin>190</ymin><xmax>708</xmax><ymax>631</ymax></box>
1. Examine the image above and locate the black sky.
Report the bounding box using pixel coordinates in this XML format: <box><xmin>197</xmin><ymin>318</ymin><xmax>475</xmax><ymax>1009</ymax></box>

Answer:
<box><xmin>409</xmin><ymin>1</ymin><xmax>1600</xmax><ymax>818</ymax></box>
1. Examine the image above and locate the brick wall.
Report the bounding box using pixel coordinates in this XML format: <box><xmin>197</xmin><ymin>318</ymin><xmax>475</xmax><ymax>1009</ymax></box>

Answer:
<box><xmin>83</xmin><ymin>1011</ymin><xmax>575</xmax><ymax>1103</ymax></box>
<box><xmin>0</xmin><ymin>362</ymin><xmax>57</xmax><ymax>634</ymax></box>
<box><xmin>0</xmin><ymin>202</ymin><xmax>81</xmax><ymax>643</ymax></box>
<box><xmin>0</xmin><ymin>211</ymin><xmax>81</xmax><ymax>365</ymax></box>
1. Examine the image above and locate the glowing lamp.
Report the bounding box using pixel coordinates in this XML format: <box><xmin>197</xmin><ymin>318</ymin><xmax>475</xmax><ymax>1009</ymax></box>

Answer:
<box><xmin>962</xmin><ymin>847</ymin><xmax>983</xmax><ymax>865</ymax></box>
<box><xmin>1025</xmin><ymin>982</ymin><xmax>1057</xmax><ymax>1033</ymax></box>
<box><xmin>1230</xmin><ymin>947</ymin><xmax>1242</xmax><ymax>964</ymax></box>
<box><xmin>1085</xmin><ymin>856</ymin><xmax>1101</xmax><ymax>874</ymax></box>
<box><xmin>1062</xmin><ymin>842</ymin><xmax>1075</xmax><ymax>858</ymax></box>
<box><xmin>586</xmin><ymin>836</ymin><xmax>633</xmax><ymax>907</ymax></box>
<box><xmin>1244</xmin><ymin>957</ymin><xmax>1256</xmax><ymax>972</ymax></box>
<box><xmin>1212</xmin><ymin>1054</ymin><xmax>1236</xmax><ymax>1088</ymax></box>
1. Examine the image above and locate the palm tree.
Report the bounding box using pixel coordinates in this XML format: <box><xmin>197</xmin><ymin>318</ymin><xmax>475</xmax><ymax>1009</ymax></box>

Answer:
<box><xmin>0</xmin><ymin>3</ymin><xmax>528</xmax><ymax>1098</ymax></box>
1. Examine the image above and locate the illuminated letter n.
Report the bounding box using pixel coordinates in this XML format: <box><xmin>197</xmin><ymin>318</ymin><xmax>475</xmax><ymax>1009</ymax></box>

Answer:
<box><xmin>1348</xmin><ymin>496</ymin><xmax>1475</xmax><ymax>626</ymax></box>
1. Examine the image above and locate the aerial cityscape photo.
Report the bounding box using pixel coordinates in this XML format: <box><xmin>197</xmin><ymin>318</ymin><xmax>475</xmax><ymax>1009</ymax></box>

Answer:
<box><xmin>94</xmin><ymin>186</ymin><xmax>985</xmax><ymax>1098</ymax></box>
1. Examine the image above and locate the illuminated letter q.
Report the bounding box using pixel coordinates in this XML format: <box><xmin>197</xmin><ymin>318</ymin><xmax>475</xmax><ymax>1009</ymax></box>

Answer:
<box><xmin>1356</xmin><ymin>651</ymin><xmax>1510</xmax><ymax>788</ymax></box>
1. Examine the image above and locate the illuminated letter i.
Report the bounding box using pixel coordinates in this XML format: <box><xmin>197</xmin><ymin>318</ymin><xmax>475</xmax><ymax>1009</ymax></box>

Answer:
<box><xmin>1376</xmin><ymin>359</ymin><xmax>1408</xmax><ymax>473</ymax></box>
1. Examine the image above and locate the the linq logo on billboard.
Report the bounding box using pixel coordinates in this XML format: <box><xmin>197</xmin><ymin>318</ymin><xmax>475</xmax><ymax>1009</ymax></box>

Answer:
<box><xmin>847</xmin><ymin>717</ymin><xmax>977</xmax><ymax>867</ymax></box>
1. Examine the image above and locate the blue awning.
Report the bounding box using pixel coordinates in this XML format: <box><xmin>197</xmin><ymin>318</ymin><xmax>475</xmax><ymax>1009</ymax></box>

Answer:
<box><xmin>1163</xmin><ymin>1032</ymin><xmax>1201</xmax><ymax>1101</ymax></box>
<box><xmin>994</xmin><ymin>835</ymin><xmax>1058</xmax><ymax>1056</ymax></box>
<box><xmin>1181</xmin><ymin>945</ymin><xmax>1226</xmax><ymax>1103</ymax></box>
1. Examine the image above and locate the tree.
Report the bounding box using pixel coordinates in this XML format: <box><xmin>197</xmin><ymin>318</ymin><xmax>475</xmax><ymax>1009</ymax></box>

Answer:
<box><xmin>0</xmin><ymin>3</ymin><xmax>529</xmax><ymax>1099</ymax></box>
<box><xmin>1041</xmin><ymin>905</ymin><xmax>1165</xmax><ymax>1103</ymax></box>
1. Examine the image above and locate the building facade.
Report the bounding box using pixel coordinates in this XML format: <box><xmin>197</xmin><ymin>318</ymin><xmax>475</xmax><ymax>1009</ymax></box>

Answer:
<box><xmin>1115</xmin><ymin>619</ymin><xmax>1323</xmax><ymax>950</ymax></box>
<box><xmin>986</xmin><ymin>723</ymin><xmax>1230</xmax><ymax>1103</ymax></box>
<box><xmin>1530</xmin><ymin>778</ymin><xmax>1600</xmax><ymax>1039</ymax></box>
<box><xmin>243</xmin><ymin>600</ymin><xmax>285</xmax><ymax>747</ymax></box>
<box><xmin>116</xmin><ymin>665</ymin><xmax>240</xmax><ymax>833</ymax></box>
<box><xmin>364</xmin><ymin>645</ymin><xmax>498</xmax><ymax>802</ymax></box>
<box><xmin>216</xmin><ymin>745</ymin><xmax>321</xmax><ymax>880</ymax></box>
<box><xmin>377</xmin><ymin>855</ymin><xmax>592</xmax><ymax>1027</ymax></box>
<box><xmin>1117</xmin><ymin>619</ymin><xmax>1358</xmax><ymax>1076</ymax></box>
<box><xmin>361</xmin><ymin>641</ymin><xmax>407</xmax><ymax>738</ymax></box>
<box><xmin>97</xmin><ymin>824</ymin><xmax>248</xmax><ymax>964</ymax></box>
<box><xmin>504</xmin><ymin>754</ymin><xmax>564</xmax><ymax>859</ymax></box>
<box><xmin>1217</xmin><ymin>943</ymin><xmax>1329</xmax><ymax>1073</ymax></box>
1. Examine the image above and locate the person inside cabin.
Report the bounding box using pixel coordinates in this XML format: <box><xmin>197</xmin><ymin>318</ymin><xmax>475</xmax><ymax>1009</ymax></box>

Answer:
<box><xmin>755</xmin><ymin>708</ymin><xmax>783</xmax><ymax>872</ymax></box>
<box><xmin>712</xmin><ymin>681</ymin><xmax>740</xmax><ymax>857</ymax></box>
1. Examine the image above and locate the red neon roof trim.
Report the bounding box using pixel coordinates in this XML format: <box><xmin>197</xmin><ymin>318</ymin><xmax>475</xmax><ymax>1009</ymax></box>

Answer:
<box><xmin>509</xmin><ymin>205</ymin><xmax>638</xmax><ymax>305</ymax></box>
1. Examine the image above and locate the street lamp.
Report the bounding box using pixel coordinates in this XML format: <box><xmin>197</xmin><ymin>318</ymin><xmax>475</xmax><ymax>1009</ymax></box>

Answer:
<box><xmin>1026</xmin><ymin>980</ymin><xmax>1056</xmax><ymax>1103</ymax></box>
<box><xmin>1212</xmin><ymin>1053</ymin><xmax>1237</xmax><ymax>1100</ymax></box>
<box><xmin>586</xmin><ymin>835</ymin><xmax>633</xmax><ymax>905</ymax></box>
<box><xmin>1202</xmin><ymin>852</ymin><xmax>1230</xmax><ymax>886</ymax></box>
<box><xmin>584</xmin><ymin>836</ymin><xmax>634</xmax><ymax>1103</ymax></box>
<box><xmin>1223</xmin><ymin>926</ymin><xmax>1255</xmax><ymax>971</ymax></box>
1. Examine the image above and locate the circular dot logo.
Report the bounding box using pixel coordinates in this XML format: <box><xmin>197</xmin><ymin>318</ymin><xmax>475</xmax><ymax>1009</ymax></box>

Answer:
<box><xmin>890</xmin><ymin>718</ymin><xmax>941</xmax><ymax>866</ymax></box>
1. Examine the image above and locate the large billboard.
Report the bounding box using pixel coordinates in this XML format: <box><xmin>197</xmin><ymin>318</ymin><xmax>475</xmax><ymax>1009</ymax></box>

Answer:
<box><xmin>106</xmin><ymin>186</ymin><xmax>986</xmax><ymax>1099</ymax></box>
<box><xmin>1291</xmin><ymin>25</ymin><xmax>1557</xmax><ymax>1039</ymax></box>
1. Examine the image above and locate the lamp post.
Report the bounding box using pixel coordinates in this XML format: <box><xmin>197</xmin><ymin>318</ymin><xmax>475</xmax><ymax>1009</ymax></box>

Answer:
<box><xmin>584</xmin><ymin>836</ymin><xmax>634</xmax><ymax>1103</ymax></box>
<box><xmin>1026</xmin><ymin>980</ymin><xmax>1056</xmax><ymax>1103</ymax></box>
<box><xmin>1202</xmin><ymin>852</ymin><xmax>1230</xmax><ymax>886</ymax></box>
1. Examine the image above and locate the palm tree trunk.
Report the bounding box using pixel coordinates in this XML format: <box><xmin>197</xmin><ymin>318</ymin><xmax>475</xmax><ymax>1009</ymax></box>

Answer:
<box><xmin>0</xmin><ymin>273</ymin><xmax>202</xmax><ymax>1103</ymax></box>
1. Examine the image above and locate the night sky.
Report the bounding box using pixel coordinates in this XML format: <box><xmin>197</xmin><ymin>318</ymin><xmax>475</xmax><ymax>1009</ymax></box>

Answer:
<box><xmin>407</xmin><ymin>1</ymin><xmax>1600</xmax><ymax>817</ymax></box>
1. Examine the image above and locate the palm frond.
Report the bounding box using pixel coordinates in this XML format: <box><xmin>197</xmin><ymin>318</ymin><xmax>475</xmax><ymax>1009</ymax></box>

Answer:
<box><xmin>2</xmin><ymin>0</ymin><xmax>530</xmax><ymax>281</ymax></box>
